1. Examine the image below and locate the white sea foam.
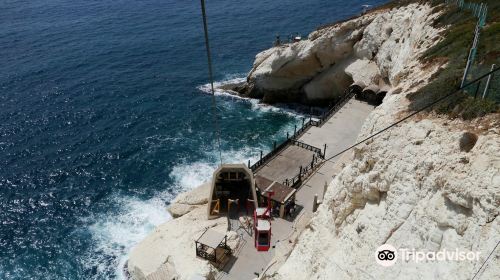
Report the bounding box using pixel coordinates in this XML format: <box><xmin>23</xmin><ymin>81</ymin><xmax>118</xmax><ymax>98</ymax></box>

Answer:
<box><xmin>85</xmin><ymin>74</ymin><xmax>310</xmax><ymax>279</ymax></box>
<box><xmin>197</xmin><ymin>75</ymin><xmax>246</xmax><ymax>97</ymax></box>
<box><xmin>197</xmin><ymin>75</ymin><xmax>310</xmax><ymax>118</ymax></box>
<box><xmin>169</xmin><ymin>160</ymin><xmax>215</xmax><ymax>192</ymax></box>
<box><xmin>85</xmin><ymin>194</ymin><xmax>172</xmax><ymax>280</ymax></box>
<box><xmin>168</xmin><ymin>145</ymin><xmax>264</xmax><ymax>193</ymax></box>
<box><xmin>84</xmin><ymin>146</ymin><xmax>268</xmax><ymax>279</ymax></box>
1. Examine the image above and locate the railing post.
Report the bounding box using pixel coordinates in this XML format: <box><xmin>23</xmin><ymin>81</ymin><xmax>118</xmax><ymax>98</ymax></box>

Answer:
<box><xmin>461</xmin><ymin>44</ymin><xmax>474</xmax><ymax>88</ymax></box>
<box><xmin>294</xmin><ymin>124</ymin><xmax>297</xmax><ymax>136</ymax></box>
<box><xmin>302</xmin><ymin>118</ymin><xmax>305</xmax><ymax>127</ymax></box>
<box><xmin>474</xmin><ymin>81</ymin><xmax>482</xmax><ymax>99</ymax></box>
<box><xmin>482</xmin><ymin>64</ymin><xmax>495</xmax><ymax>99</ymax></box>
<box><xmin>248</xmin><ymin>160</ymin><xmax>250</xmax><ymax>168</ymax></box>
<box><xmin>323</xmin><ymin>144</ymin><xmax>327</xmax><ymax>158</ymax></box>
<box><xmin>313</xmin><ymin>194</ymin><xmax>319</xmax><ymax>212</ymax></box>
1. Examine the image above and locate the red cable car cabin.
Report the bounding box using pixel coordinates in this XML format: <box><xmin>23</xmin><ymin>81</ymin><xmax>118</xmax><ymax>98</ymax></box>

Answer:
<box><xmin>254</xmin><ymin>216</ymin><xmax>271</xmax><ymax>251</ymax></box>
<box><xmin>254</xmin><ymin>191</ymin><xmax>273</xmax><ymax>251</ymax></box>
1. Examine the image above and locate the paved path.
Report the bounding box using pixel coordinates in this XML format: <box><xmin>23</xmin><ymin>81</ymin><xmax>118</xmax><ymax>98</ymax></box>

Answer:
<box><xmin>299</xmin><ymin>99</ymin><xmax>375</xmax><ymax>158</ymax></box>
<box><xmin>295</xmin><ymin>99</ymin><xmax>375</xmax><ymax>212</ymax></box>
<box><xmin>219</xmin><ymin>216</ymin><xmax>294</xmax><ymax>280</ymax></box>
<box><xmin>220</xmin><ymin>99</ymin><xmax>374</xmax><ymax>280</ymax></box>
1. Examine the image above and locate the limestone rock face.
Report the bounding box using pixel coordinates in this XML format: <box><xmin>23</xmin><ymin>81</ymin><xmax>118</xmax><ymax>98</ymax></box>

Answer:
<box><xmin>240</xmin><ymin>3</ymin><xmax>442</xmax><ymax>104</ymax></box>
<box><xmin>127</xmin><ymin>205</ymin><xmax>224</xmax><ymax>280</ymax></box>
<box><xmin>128</xmin><ymin>182</ymin><xmax>235</xmax><ymax>280</ymax></box>
<box><xmin>262</xmin><ymin>17</ymin><xmax>500</xmax><ymax>279</ymax></box>
<box><xmin>168</xmin><ymin>182</ymin><xmax>210</xmax><ymax>218</ymax></box>
<box><xmin>267</xmin><ymin>98</ymin><xmax>500</xmax><ymax>279</ymax></box>
<box><xmin>303</xmin><ymin>59</ymin><xmax>353</xmax><ymax>101</ymax></box>
<box><xmin>345</xmin><ymin>59</ymin><xmax>381</xmax><ymax>87</ymax></box>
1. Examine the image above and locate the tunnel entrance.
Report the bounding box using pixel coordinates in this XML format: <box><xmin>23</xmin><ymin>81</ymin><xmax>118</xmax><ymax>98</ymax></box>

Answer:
<box><xmin>207</xmin><ymin>164</ymin><xmax>258</xmax><ymax>219</ymax></box>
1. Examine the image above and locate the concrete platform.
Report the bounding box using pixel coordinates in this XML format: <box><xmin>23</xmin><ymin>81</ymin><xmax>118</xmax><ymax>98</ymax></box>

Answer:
<box><xmin>296</xmin><ymin>152</ymin><xmax>353</xmax><ymax>213</ymax></box>
<box><xmin>219</xmin><ymin>215</ymin><xmax>294</xmax><ymax>280</ymax></box>
<box><xmin>299</xmin><ymin>99</ymin><xmax>375</xmax><ymax>158</ymax></box>
<box><xmin>255</xmin><ymin>145</ymin><xmax>317</xmax><ymax>183</ymax></box>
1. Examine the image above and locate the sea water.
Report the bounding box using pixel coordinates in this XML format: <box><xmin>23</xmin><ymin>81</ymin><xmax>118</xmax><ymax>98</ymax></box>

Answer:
<box><xmin>0</xmin><ymin>0</ymin><xmax>387</xmax><ymax>278</ymax></box>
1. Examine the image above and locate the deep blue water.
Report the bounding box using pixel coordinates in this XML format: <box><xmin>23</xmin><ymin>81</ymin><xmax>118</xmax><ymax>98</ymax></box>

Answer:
<box><xmin>0</xmin><ymin>0</ymin><xmax>387</xmax><ymax>279</ymax></box>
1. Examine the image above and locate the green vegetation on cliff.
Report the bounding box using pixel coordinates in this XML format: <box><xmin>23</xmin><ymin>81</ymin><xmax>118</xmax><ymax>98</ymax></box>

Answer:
<box><xmin>408</xmin><ymin>0</ymin><xmax>500</xmax><ymax>119</ymax></box>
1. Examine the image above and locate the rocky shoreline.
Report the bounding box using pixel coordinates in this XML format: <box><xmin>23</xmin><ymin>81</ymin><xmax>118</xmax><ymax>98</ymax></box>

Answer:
<box><xmin>223</xmin><ymin>2</ymin><xmax>440</xmax><ymax>106</ymax></box>
<box><xmin>126</xmin><ymin>2</ymin><xmax>499</xmax><ymax>279</ymax></box>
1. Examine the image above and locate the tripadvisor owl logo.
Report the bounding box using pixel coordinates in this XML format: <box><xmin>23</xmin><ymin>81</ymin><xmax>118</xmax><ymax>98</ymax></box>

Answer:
<box><xmin>375</xmin><ymin>244</ymin><xmax>481</xmax><ymax>266</ymax></box>
<box><xmin>375</xmin><ymin>244</ymin><xmax>397</xmax><ymax>267</ymax></box>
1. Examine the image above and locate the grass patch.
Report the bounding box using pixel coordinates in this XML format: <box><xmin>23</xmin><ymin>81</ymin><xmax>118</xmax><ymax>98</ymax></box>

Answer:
<box><xmin>407</xmin><ymin>0</ymin><xmax>500</xmax><ymax>119</ymax></box>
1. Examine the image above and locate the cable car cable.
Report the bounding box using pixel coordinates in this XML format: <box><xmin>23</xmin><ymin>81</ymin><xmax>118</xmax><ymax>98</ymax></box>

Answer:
<box><xmin>200</xmin><ymin>0</ymin><xmax>223</xmax><ymax>165</ymax></box>
<box><xmin>324</xmin><ymin>66</ymin><xmax>500</xmax><ymax>163</ymax></box>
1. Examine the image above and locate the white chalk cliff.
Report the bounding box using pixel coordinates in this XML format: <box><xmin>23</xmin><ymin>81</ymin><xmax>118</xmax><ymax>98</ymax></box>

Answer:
<box><xmin>239</xmin><ymin>3</ymin><xmax>441</xmax><ymax>104</ymax></box>
<box><xmin>262</xmin><ymin>3</ymin><xmax>500</xmax><ymax>280</ymax></box>
<box><xmin>128</xmin><ymin>2</ymin><xmax>500</xmax><ymax>280</ymax></box>
<box><xmin>264</xmin><ymin>95</ymin><xmax>500</xmax><ymax>280</ymax></box>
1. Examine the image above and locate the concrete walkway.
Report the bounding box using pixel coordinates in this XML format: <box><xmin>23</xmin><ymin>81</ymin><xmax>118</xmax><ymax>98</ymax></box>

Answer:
<box><xmin>299</xmin><ymin>99</ymin><xmax>375</xmax><ymax>158</ymax></box>
<box><xmin>219</xmin><ymin>99</ymin><xmax>374</xmax><ymax>280</ymax></box>
<box><xmin>295</xmin><ymin>99</ymin><xmax>375</xmax><ymax>212</ymax></box>
<box><xmin>218</xmin><ymin>217</ymin><xmax>294</xmax><ymax>280</ymax></box>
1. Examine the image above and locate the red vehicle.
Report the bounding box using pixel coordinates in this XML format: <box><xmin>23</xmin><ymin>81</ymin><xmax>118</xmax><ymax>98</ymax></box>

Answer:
<box><xmin>253</xmin><ymin>191</ymin><xmax>273</xmax><ymax>251</ymax></box>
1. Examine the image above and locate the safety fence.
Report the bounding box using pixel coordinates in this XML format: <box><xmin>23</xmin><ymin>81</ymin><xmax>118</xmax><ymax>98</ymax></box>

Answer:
<box><xmin>282</xmin><ymin>152</ymin><xmax>323</xmax><ymax>188</ymax></box>
<box><xmin>443</xmin><ymin>0</ymin><xmax>498</xmax><ymax>103</ymax></box>
<box><xmin>249</xmin><ymin>90</ymin><xmax>354</xmax><ymax>173</ymax></box>
<box><xmin>290</xmin><ymin>140</ymin><xmax>323</xmax><ymax>156</ymax></box>
<box><xmin>445</xmin><ymin>0</ymin><xmax>488</xmax><ymax>27</ymax></box>
<box><xmin>314</xmin><ymin>89</ymin><xmax>355</xmax><ymax>127</ymax></box>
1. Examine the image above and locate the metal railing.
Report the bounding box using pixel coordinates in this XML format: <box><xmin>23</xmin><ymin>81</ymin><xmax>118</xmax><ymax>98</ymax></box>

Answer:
<box><xmin>249</xmin><ymin>139</ymin><xmax>290</xmax><ymax>172</ymax></box>
<box><xmin>249</xmin><ymin>90</ymin><xmax>354</xmax><ymax>173</ymax></box>
<box><xmin>290</xmin><ymin>140</ymin><xmax>323</xmax><ymax>157</ymax></box>
<box><xmin>444</xmin><ymin>0</ymin><xmax>489</xmax><ymax>88</ymax></box>
<box><xmin>313</xmin><ymin>89</ymin><xmax>355</xmax><ymax>127</ymax></box>
<box><xmin>461</xmin><ymin>66</ymin><xmax>499</xmax><ymax>106</ymax></box>
<box><xmin>445</xmin><ymin>0</ymin><xmax>488</xmax><ymax>27</ymax></box>
<box><xmin>283</xmin><ymin>153</ymin><xmax>323</xmax><ymax>188</ymax></box>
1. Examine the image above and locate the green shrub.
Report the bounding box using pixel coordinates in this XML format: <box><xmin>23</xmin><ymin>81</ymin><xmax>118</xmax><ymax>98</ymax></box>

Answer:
<box><xmin>407</xmin><ymin>0</ymin><xmax>500</xmax><ymax>119</ymax></box>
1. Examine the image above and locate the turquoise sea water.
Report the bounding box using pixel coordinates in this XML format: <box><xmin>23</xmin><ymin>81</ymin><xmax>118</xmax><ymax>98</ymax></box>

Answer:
<box><xmin>0</xmin><ymin>0</ymin><xmax>387</xmax><ymax>278</ymax></box>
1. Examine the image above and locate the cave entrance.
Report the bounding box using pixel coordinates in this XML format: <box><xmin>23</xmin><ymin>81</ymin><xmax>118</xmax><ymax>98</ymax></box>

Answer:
<box><xmin>350</xmin><ymin>82</ymin><xmax>389</xmax><ymax>106</ymax></box>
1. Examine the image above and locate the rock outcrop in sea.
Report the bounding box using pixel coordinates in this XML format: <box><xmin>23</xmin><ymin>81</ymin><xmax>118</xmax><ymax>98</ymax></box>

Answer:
<box><xmin>127</xmin><ymin>2</ymin><xmax>499</xmax><ymax>280</ymax></box>
<box><xmin>233</xmin><ymin>3</ymin><xmax>440</xmax><ymax>105</ymax></box>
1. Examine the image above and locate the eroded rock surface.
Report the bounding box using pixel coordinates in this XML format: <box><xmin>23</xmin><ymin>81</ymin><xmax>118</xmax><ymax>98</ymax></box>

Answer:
<box><xmin>266</xmin><ymin>96</ymin><xmax>500</xmax><ymax>279</ymax></box>
<box><xmin>236</xmin><ymin>3</ymin><xmax>442</xmax><ymax>104</ymax></box>
<box><xmin>261</xmin><ymin>4</ymin><xmax>500</xmax><ymax>277</ymax></box>
<box><xmin>127</xmin><ymin>182</ymin><xmax>240</xmax><ymax>280</ymax></box>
